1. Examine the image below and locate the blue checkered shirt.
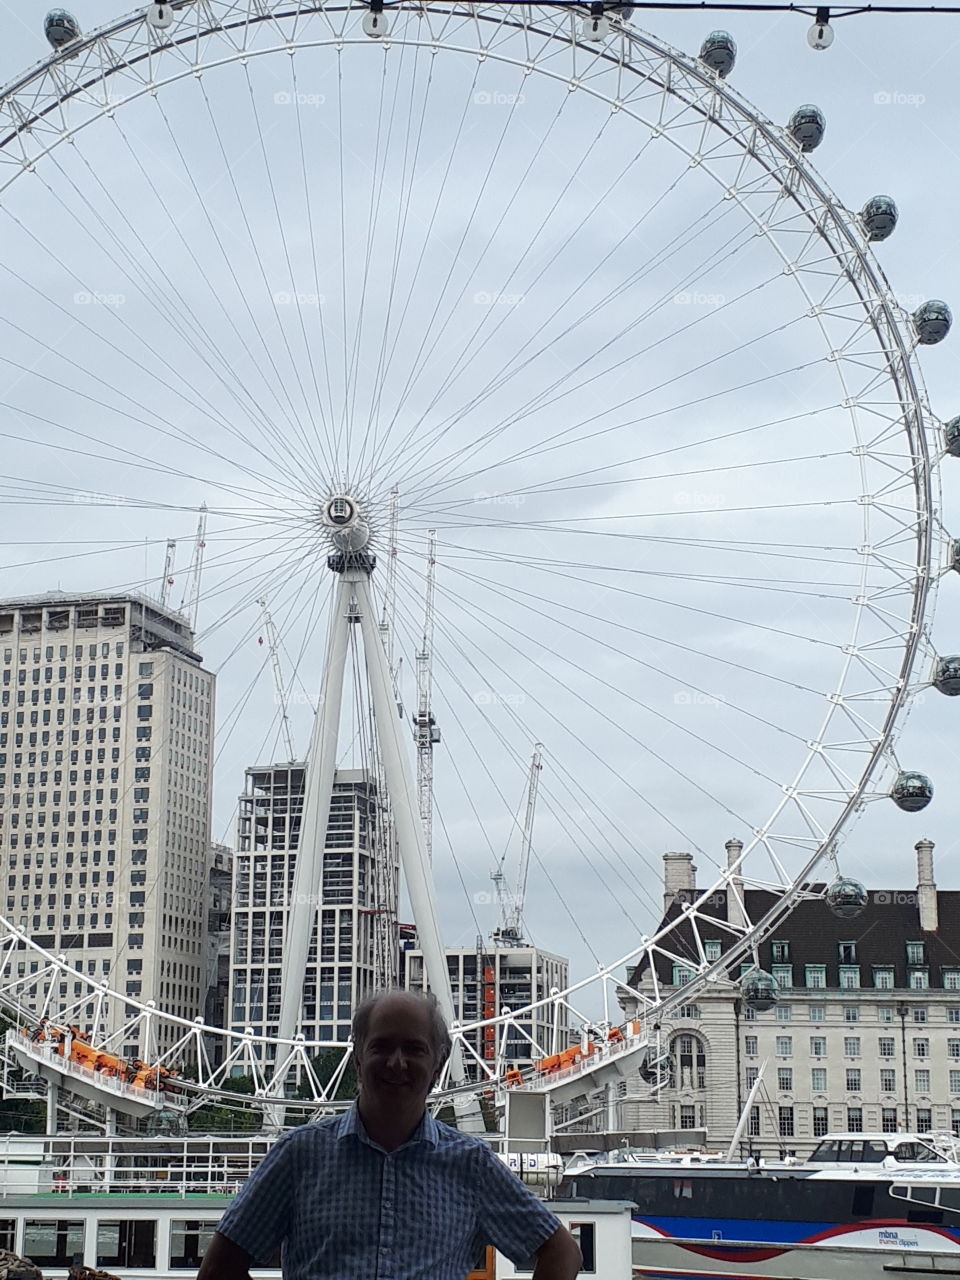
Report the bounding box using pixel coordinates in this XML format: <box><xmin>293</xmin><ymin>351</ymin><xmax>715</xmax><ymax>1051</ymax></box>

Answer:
<box><xmin>217</xmin><ymin>1104</ymin><xmax>561</xmax><ymax>1280</ymax></box>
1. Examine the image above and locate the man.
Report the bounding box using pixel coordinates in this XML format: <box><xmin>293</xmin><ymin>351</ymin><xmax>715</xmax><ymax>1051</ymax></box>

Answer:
<box><xmin>199</xmin><ymin>990</ymin><xmax>581</xmax><ymax>1280</ymax></box>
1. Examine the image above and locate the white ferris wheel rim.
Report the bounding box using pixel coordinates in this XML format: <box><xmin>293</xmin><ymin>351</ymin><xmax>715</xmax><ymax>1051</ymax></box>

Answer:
<box><xmin>0</xmin><ymin>0</ymin><xmax>944</xmax><ymax>1101</ymax></box>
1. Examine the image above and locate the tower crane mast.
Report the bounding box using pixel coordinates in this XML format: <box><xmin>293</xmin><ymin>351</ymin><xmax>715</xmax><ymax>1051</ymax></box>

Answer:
<box><xmin>492</xmin><ymin>744</ymin><xmax>543</xmax><ymax>947</ymax></box>
<box><xmin>258</xmin><ymin>598</ymin><xmax>296</xmax><ymax>762</ymax></box>
<box><xmin>414</xmin><ymin>532</ymin><xmax>440</xmax><ymax>863</ymax></box>
<box><xmin>159</xmin><ymin>540</ymin><xmax>176</xmax><ymax>608</ymax></box>
<box><xmin>180</xmin><ymin>504</ymin><xmax>208</xmax><ymax>630</ymax></box>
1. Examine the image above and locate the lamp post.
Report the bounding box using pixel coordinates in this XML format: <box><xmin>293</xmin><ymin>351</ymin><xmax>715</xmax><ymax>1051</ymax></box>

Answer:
<box><xmin>897</xmin><ymin>1002</ymin><xmax>910</xmax><ymax>1130</ymax></box>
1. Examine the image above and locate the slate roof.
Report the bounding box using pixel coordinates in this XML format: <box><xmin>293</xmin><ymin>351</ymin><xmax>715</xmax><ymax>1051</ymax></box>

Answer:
<box><xmin>628</xmin><ymin>887</ymin><xmax>960</xmax><ymax>990</ymax></box>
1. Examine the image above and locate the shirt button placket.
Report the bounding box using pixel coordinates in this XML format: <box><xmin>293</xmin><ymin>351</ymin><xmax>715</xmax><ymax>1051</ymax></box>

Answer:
<box><xmin>379</xmin><ymin>1155</ymin><xmax>397</xmax><ymax>1280</ymax></box>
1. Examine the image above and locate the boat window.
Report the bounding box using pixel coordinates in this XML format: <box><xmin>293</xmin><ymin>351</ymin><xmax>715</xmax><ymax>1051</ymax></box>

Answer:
<box><xmin>838</xmin><ymin>1141</ymin><xmax>860</xmax><ymax>1162</ymax></box>
<box><xmin>910</xmin><ymin>1187</ymin><xmax>938</xmax><ymax>1205</ymax></box>
<box><xmin>96</xmin><ymin>1220</ymin><xmax>157</xmax><ymax>1268</ymax></box>
<box><xmin>810</xmin><ymin>1141</ymin><xmax>839</xmax><ymax>1161</ymax></box>
<box><xmin>914</xmin><ymin>1145</ymin><xmax>946</xmax><ymax>1163</ymax></box>
<box><xmin>863</xmin><ymin>1141</ymin><xmax>887</xmax><ymax>1163</ymax></box>
<box><xmin>938</xmin><ymin>1188</ymin><xmax>960</xmax><ymax>1212</ymax></box>
<box><xmin>23</xmin><ymin>1219</ymin><xmax>85</xmax><ymax>1267</ymax></box>
<box><xmin>170</xmin><ymin>1221</ymin><xmax>219</xmax><ymax>1269</ymax></box>
<box><xmin>569</xmin><ymin>1224</ymin><xmax>596</xmax><ymax>1274</ymax></box>
<box><xmin>0</xmin><ymin>1222</ymin><xmax>14</xmax><ymax>1252</ymax></box>
<box><xmin>895</xmin><ymin>1143</ymin><xmax>917</xmax><ymax>1162</ymax></box>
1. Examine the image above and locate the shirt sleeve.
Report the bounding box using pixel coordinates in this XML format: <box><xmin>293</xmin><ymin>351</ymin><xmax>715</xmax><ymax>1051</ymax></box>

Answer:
<box><xmin>474</xmin><ymin>1145</ymin><xmax>563</xmax><ymax>1265</ymax></box>
<box><xmin>217</xmin><ymin>1129</ymin><xmax>296</xmax><ymax>1263</ymax></box>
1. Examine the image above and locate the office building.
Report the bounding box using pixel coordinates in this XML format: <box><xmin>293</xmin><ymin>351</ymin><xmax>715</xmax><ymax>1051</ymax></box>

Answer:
<box><xmin>0</xmin><ymin>592</ymin><xmax>214</xmax><ymax>1053</ymax></box>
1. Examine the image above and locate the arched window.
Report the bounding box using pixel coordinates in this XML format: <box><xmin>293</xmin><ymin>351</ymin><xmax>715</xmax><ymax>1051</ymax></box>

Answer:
<box><xmin>670</xmin><ymin>1033</ymin><xmax>707</xmax><ymax>1090</ymax></box>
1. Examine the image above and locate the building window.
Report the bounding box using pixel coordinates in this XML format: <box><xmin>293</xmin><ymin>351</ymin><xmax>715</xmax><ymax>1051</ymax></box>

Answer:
<box><xmin>917</xmin><ymin>1108</ymin><xmax>933</xmax><ymax>1134</ymax></box>
<box><xmin>846</xmin><ymin>1068</ymin><xmax>861</xmax><ymax>1092</ymax></box>
<box><xmin>839</xmin><ymin>966</ymin><xmax>861</xmax><ymax>990</ymax></box>
<box><xmin>778</xmin><ymin>1106</ymin><xmax>794</xmax><ymax>1138</ymax></box>
<box><xmin>907</xmin><ymin>941</ymin><xmax>925</xmax><ymax>965</ymax></box>
<box><xmin>878</xmin><ymin>1006</ymin><xmax>894</xmax><ymax>1023</ymax></box>
<box><xmin>771</xmin><ymin>941</ymin><xmax>790</xmax><ymax>962</ymax></box>
<box><xmin>672</xmin><ymin>964</ymin><xmax>695</xmax><ymax>986</ymax></box>
<box><xmin>953</xmin><ymin>1110</ymin><xmax>960</xmax><ymax>1138</ymax></box>
<box><xmin>704</xmin><ymin>941</ymin><xmax>721</xmax><ymax>962</ymax></box>
<box><xmin>880</xmin><ymin>1068</ymin><xmax>897</xmax><ymax>1093</ymax></box>
<box><xmin>679</xmin><ymin>1105</ymin><xmax>697</xmax><ymax>1130</ymax></box>
<box><xmin>810</xmin><ymin>1036</ymin><xmax>827</xmax><ymax>1058</ymax></box>
<box><xmin>745</xmin><ymin>1067</ymin><xmax>759</xmax><ymax>1089</ymax></box>
<box><xmin>811</xmin><ymin>1067</ymin><xmax>827</xmax><ymax>1092</ymax></box>
<box><xmin>745</xmin><ymin>1035</ymin><xmax>758</xmax><ymax>1056</ymax></box>
<box><xmin>847</xmin><ymin>1107</ymin><xmax>863</xmax><ymax>1133</ymax></box>
<box><xmin>951</xmin><ymin>1039</ymin><xmax>960</xmax><ymax>1061</ymax></box>
<box><xmin>805</xmin><ymin>965</ymin><xmax>826</xmax><ymax>989</ymax></box>
<box><xmin>873</xmin><ymin>967</ymin><xmax>894</xmax><ymax>990</ymax></box>
<box><xmin>843</xmin><ymin>1006</ymin><xmax>859</xmax><ymax>1023</ymax></box>
<box><xmin>775</xmin><ymin>1036</ymin><xmax>793</xmax><ymax>1057</ymax></box>
<box><xmin>776</xmin><ymin>1005</ymin><xmax>792</xmax><ymax>1023</ymax></box>
<box><xmin>882</xmin><ymin>1108</ymin><xmax>898</xmax><ymax>1134</ymax></box>
<box><xmin>914</xmin><ymin>1038</ymin><xmax>930</xmax><ymax>1058</ymax></box>
<box><xmin>809</xmin><ymin>1005</ymin><xmax>825</xmax><ymax>1023</ymax></box>
<box><xmin>843</xmin><ymin>1036</ymin><xmax>861</xmax><ymax>1057</ymax></box>
<box><xmin>915</xmin><ymin>1069</ymin><xmax>931</xmax><ymax>1093</ymax></box>
<box><xmin>813</xmin><ymin>1106</ymin><xmax>829</xmax><ymax>1137</ymax></box>
<box><xmin>777</xmin><ymin>1067</ymin><xmax>793</xmax><ymax>1092</ymax></box>
<box><xmin>748</xmin><ymin>1106</ymin><xmax>760</xmax><ymax>1137</ymax></box>
<box><xmin>949</xmin><ymin>1070</ymin><xmax>960</xmax><ymax>1095</ymax></box>
<box><xmin>879</xmin><ymin>1036</ymin><xmax>896</xmax><ymax>1058</ymax></box>
<box><xmin>913</xmin><ymin>1008</ymin><xmax>928</xmax><ymax>1023</ymax></box>
<box><xmin>772</xmin><ymin>966</ymin><xmax>793</xmax><ymax>990</ymax></box>
<box><xmin>909</xmin><ymin>970</ymin><xmax>930</xmax><ymax>990</ymax></box>
<box><xmin>839</xmin><ymin>942</ymin><xmax>857</xmax><ymax>963</ymax></box>
<box><xmin>678</xmin><ymin>1004</ymin><xmax>700</xmax><ymax>1019</ymax></box>
<box><xmin>950</xmin><ymin>1008</ymin><xmax>960</xmax><ymax>1024</ymax></box>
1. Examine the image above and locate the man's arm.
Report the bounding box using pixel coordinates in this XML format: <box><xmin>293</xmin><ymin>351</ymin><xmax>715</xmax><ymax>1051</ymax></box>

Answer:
<box><xmin>532</xmin><ymin>1225</ymin><xmax>582</xmax><ymax>1280</ymax></box>
<box><xmin>197</xmin><ymin>1231</ymin><xmax>254</xmax><ymax>1280</ymax></box>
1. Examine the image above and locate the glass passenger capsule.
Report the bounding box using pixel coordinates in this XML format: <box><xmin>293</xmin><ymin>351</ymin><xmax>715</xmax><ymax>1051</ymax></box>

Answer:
<box><xmin>944</xmin><ymin>417</ymin><xmax>960</xmax><ymax>458</ymax></box>
<box><xmin>934</xmin><ymin>656</ymin><xmax>960</xmax><ymax>696</ymax></box>
<box><xmin>699</xmin><ymin>31</ymin><xmax>737</xmax><ymax>78</ymax></box>
<box><xmin>860</xmin><ymin>196</ymin><xmax>898</xmax><ymax>242</ymax></box>
<box><xmin>891</xmin><ymin>771</ymin><xmax>933</xmax><ymax>812</ymax></box>
<box><xmin>44</xmin><ymin>8</ymin><xmax>80</xmax><ymax>47</ymax></box>
<box><xmin>787</xmin><ymin>105</ymin><xmax>826</xmax><ymax>152</ymax></box>
<box><xmin>913</xmin><ymin>300</ymin><xmax>952</xmax><ymax>345</ymax></box>
<box><xmin>825</xmin><ymin>877</ymin><xmax>868</xmax><ymax>919</ymax></box>
<box><xmin>639</xmin><ymin>1049</ymin><xmax>675</xmax><ymax>1086</ymax></box>
<box><xmin>741</xmin><ymin>968</ymin><xmax>779</xmax><ymax>1011</ymax></box>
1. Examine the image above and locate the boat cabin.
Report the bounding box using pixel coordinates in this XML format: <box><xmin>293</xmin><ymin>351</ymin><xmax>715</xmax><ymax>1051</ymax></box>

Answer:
<box><xmin>807</xmin><ymin>1132</ymin><xmax>950</xmax><ymax>1167</ymax></box>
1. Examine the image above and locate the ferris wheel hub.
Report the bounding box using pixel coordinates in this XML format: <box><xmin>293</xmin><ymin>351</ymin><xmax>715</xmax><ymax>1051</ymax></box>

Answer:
<box><xmin>321</xmin><ymin>493</ymin><xmax>371</xmax><ymax>554</ymax></box>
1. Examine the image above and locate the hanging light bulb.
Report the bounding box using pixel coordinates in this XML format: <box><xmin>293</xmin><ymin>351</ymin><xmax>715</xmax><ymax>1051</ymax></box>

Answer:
<box><xmin>362</xmin><ymin>3</ymin><xmax>388</xmax><ymax>37</ymax></box>
<box><xmin>807</xmin><ymin>7</ymin><xmax>834</xmax><ymax>49</ymax></box>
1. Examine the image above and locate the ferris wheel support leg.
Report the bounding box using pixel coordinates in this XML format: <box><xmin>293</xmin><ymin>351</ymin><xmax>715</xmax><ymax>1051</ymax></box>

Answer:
<box><xmin>278</xmin><ymin>575</ymin><xmax>352</xmax><ymax>1049</ymax></box>
<box><xmin>354</xmin><ymin>577</ymin><xmax>484</xmax><ymax>1134</ymax></box>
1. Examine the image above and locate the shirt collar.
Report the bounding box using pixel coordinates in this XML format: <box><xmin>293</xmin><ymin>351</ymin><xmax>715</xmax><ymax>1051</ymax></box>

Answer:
<box><xmin>337</xmin><ymin>1101</ymin><xmax>440</xmax><ymax>1151</ymax></box>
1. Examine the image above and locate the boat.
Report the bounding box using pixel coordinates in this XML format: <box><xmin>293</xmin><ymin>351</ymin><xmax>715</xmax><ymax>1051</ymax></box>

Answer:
<box><xmin>558</xmin><ymin>1131</ymin><xmax>960</xmax><ymax>1278</ymax></box>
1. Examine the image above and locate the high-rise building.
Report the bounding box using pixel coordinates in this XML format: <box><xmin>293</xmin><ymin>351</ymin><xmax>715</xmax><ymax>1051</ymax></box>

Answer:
<box><xmin>0</xmin><ymin>592</ymin><xmax>215</xmax><ymax>1053</ymax></box>
<box><xmin>230</xmin><ymin>763</ymin><xmax>398</xmax><ymax>1052</ymax></box>
<box><xmin>204</xmin><ymin>842</ymin><xmax>234</xmax><ymax>1054</ymax></box>
<box><xmin>404</xmin><ymin>944</ymin><xmax>569</xmax><ymax>1077</ymax></box>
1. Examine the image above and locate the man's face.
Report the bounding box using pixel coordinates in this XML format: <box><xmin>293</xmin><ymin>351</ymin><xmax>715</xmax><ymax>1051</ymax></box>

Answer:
<box><xmin>355</xmin><ymin>996</ymin><xmax>440</xmax><ymax>1111</ymax></box>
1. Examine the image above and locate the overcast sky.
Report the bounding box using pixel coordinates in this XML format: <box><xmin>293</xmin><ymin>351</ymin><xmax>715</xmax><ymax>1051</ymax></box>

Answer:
<box><xmin>1</xmin><ymin>0</ymin><xmax>959</xmax><ymax>1000</ymax></box>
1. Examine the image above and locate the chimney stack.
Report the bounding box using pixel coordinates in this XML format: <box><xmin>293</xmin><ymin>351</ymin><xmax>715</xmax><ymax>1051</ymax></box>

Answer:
<box><xmin>663</xmin><ymin>851</ymin><xmax>697</xmax><ymax>911</ymax></box>
<box><xmin>725</xmin><ymin>837</ymin><xmax>746</xmax><ymax>931</ymax></box>
<box><xmin>916</xmin><ymin>838</ymin><xmax>938</xmax><ymax>933</ymax></box>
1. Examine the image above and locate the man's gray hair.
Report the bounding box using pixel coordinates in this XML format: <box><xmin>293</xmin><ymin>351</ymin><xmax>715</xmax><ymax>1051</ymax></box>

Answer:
<box><xmin>352</xmin><ymin>988</ymin><xmax>452</xmax><ymax>1070</ymax></box>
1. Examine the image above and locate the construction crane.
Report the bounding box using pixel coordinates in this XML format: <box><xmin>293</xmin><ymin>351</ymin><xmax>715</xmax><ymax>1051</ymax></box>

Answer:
<box><xmin>179</xmin><ymin>504</ymin><xmax>208</xmax><ymax>630</ymax></box>
<box><xmin>378</xmin><ymin>486</ymin><xmax>403</xmax><ymax>715</ymax></box>
<box><xmin>159</xmin><ymin>540</ymin><xmax>176</xmax><ymax>608</ymax></box>
<box><xmin>413</xmin><ymin>531</ymin><xmax>440</xmax><ymax>863</ymax></box>
<box><xmin>258</xmin><ymin>598</ymin><xmax>296</xmax><ymax>762</ymax></box>
<box><xmin>492</xmin><ymin>744</ymin><xmax>543</xmax><ymax>947</ymax></box>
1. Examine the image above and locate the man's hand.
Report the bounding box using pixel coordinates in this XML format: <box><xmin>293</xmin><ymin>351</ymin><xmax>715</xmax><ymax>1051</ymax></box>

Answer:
<box><xmin>532</xmin><ymin>1226</ymin><xmax>582</xmax><ymax>1280</ymax></box>
<box><xmin>197</xmin><ymin>1232</ymin><xmax>254</xmax><ymax>1280</ymax></box>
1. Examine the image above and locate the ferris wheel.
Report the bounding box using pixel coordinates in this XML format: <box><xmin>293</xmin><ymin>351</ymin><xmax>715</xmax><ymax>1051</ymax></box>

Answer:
<box><xmin>0</xmin><ymin>0</ymin><xmax>956</xmax><ymax>1127</ymax></box>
